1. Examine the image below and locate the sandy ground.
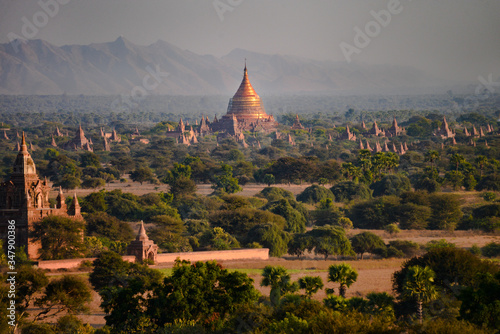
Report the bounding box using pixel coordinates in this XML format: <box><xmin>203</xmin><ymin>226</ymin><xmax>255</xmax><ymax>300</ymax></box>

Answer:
<box><xmin>50</xmin><ymin>177</ymin><xmax>314</xmax><ymax>198</ymax></box>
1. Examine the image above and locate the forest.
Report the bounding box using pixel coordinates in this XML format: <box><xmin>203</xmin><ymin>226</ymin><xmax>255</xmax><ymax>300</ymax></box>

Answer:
<box><xmin>0</xmin><ymin>94</ymin><xmax>499</xmax><ymax>333</ymax></box>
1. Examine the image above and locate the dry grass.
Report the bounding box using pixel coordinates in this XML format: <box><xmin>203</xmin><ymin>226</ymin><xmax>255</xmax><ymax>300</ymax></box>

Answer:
<box><xmin>348</xmin><ymin>228</ymin><xmax>499</xmax><ymax>248</ymax></box>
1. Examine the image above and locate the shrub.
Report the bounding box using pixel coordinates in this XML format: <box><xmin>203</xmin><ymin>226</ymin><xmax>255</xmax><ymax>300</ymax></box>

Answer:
<box><xmin>387</xmin><ymin>240</ymin><xmax>420</xmax><ymax>258</ymax></box>
<box><xmin>481</xmin><ymin>192</ymin><xmax>497</xmax><ymax>202</ymax></box>
<box><xmin>482</xmin><ymin>242</ymin><xmax>500</xmax><ymax>258</ymax></box>
<box><xmin>370</xmin><ymin>174</ymin><xmax>411</xmax><ymax>197</ymax></box>
<box><xmin>476</xmin><ymin>175</ymin><xmax>500</xmax><ymax>191</ymax></box>
<box><xmin>330</xmin><ymin>181</ymin><xmax>372</xmax><ymax>202</ymax></box>
<box><xmin>296</xmin><ymin>185</ymin><xmax>335</xmax><ymax>204</ymax></box>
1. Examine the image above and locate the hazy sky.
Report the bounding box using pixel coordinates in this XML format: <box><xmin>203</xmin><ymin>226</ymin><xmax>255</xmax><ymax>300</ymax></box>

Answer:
<box><xmin>1</xmin><ymin>0</ymin><xmax>499</xmax><ymax>83</ymax></box>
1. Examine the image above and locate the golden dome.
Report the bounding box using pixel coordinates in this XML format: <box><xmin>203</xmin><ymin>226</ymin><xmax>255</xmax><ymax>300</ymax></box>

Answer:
<box><xmin>226</xmin><ymin>65</ymin><xmax>269</xmax><ymax>120</ymax></box>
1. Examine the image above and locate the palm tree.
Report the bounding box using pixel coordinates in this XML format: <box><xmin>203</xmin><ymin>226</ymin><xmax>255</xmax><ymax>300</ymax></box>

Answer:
<box><xmin>327</xmin><ymin>263</ymin><xmax>358</xmax><ymax>298</ymax></box>
<box><xmin>261</xmin><ymin>265</ymin><xmax>298</xmax><ymax>305</ymax></box>
<box><xmin>449</xmin><ymin>153</ymin><xmax>466</xmax><ymax>172</ymax></box>
<box><xmin>424</xmin><ymin>150</ymin><xmax>440</xmax><ymax>169</ymax></box>
<box><xmin>385</xmin><ymin>152</ymin><xmax>400</xmax><ymax>174</ymax></box>
<box><xmin>401</xmin><ymin>265</ymin><xmax>438</xmax><ymax>324</ymax></box>
<box><xmin>298</xmin><ymin>276</ymin><xmax>324</xmax><ymax>298</ymax></box>
<box><xmin>475</xmin><ymin>155</ymin><xmax>488</xmax><ymax>177</ymax></box>
<box><xmin>341</xmin><ymin>163</ymin><xmax>362</xmax><ymax>182</ymax></box>
<box><xmin>372</xmin><ymin>152</ymin><xmax>388</xmax><ymax>178</ymax></box>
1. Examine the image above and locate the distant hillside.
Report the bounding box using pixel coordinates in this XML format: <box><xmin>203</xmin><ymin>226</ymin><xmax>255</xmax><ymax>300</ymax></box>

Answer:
<box><xmin>0</xmin><ymin>37</ymin><xmax>445</xmax><ymax>95</ymax></box>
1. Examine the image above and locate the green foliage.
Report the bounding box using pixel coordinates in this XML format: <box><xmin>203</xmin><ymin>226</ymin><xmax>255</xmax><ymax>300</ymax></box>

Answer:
<box><xmin>330</xmin><ymin>181</ymin><xmax>372</xmax><ymax>202</ymax></box>
<box><xmin>265</xmin><ymin>199</ymin><xmax>306</xmax><ymax>233</ymax></box>
<box><xmin>370</xmin><ymin>174</ymin><xmax>411</xmax><ymax>197</ymax></box>
<box><xmin>256</xmin><ymin>187</ymin><xmax>295</xmax><ymax>202</ymax></box>
<box><xmin>296</xmin><ymin>185</ymin><xmax>334</xmax><ymax>205</ymax></box>
<box><xmin>393</xmin><ymin>248</ymin><xmax>499</xmax><ymax>301</ymax></box>
<box><xmin>350</xmin><ymin>232</ymin><xmax>386</xmax><ymax>259</ymax></box>
<box><xmin>458</xmin><ymin>271</ymin><xmax>500</xmax><ymax>331</ymax></box>
<box><xmin>90</xmin><ymin>251</ymin><xmax>163</xmax><ymax>332</ymax></box>
<box><xmin>85</xmin><ymin>212</ymin><xmax>134</xmax><ymax>243</ymax></box>
<box><xmin>247</xmin><ymin>223</ymin><xmax>291</xmax><ymax>257</ymax></box>
<box><xmin>425</xmin><ymin>239</ymin><xmax>456</xmax><ymax>251</ymax></box>
<box><xmin>476</xmin><ymin>175</ymin><xmax>500</xmax><ymax>191</ymax></box>
<box><xmin>151</xmin><ymin>260</ymin><xmax>259</xmax><ymax>327</ymax></box>
<box><xmin>387</xmin><ymin>240</ymin><xmax>421</xmax><ymax>258</ymax></box>
<box><xmin>481</xmin><ymin>191</ymin><xmax>496</xmax><ymax>202</ymax></box>
<box><xmin>298</xmin><ymin>276</ymin><xmax>324</xmax><ymax>298</ymax></box>
<box><xmin>130</xmin><ymin>167</ymin><xmax>154</xmax><ymax>184</ymax></box>
<box><xmin>31</xmin><ymin>215</ymin><xmax>85</xmax><ymax>260</ymax></box>
<box><xmin>199</xmin><ymin>227</ymin><xmax>240</xmax><ymax>250</ymax></box>
<box><xmin>209</xmin><ymin>207</ymin><xmax>285</xmax><ymax>239</ymax></box>
<box><xmin>306</xmin><ymin>226</ymin><xmax>354</xmax><ymax>260</ymax></box>
<box><xmin>428</xmin><ymin>193</ymin><xmax>462</xmax><ymax>230</ymax></box>
<box><xmin>56</xmin><ymin>315</ymin><xmax>95</xmax><ymax>334</ymax></box>
<box><xmin>327</xmin><ymin>263</ymin><xmax>358</xmax><ymax>297</ymax></box>
<box><xmin>395</xmin><ymin>202</ymin><xmax>431</xmax><ymax>229</ymax></box>
<box><xmin>348</xmin><ymin>196</ymin><xmax>400</xmax><ymax>229</ymax></box>
<box><xmin>261</xmin><ymin>265</ymin><xmax>298</xmax><ymax>305</ymax></box>
<box><xmin>34</xmin><ymin>275</ymin><xmax>92</xmax><ymax>321</ymax></box>
<box><xmin>481</xmin><ymin>242</ymin><xmax>500</xmax><ymax>258</ymax></box>
<box><xmin>211</xmin><ymin>164</ymin><xmax>242</xmax><ymax>194</ymax></box>
<box><xmin>401</xmin><ymin>265</ymin><xmax>438</xmax><ymax>323</ymax></box>
<box><xmin>384</xmin><ymin>223</ymin><xmax>401</xmax><ymax>235</ymax></box>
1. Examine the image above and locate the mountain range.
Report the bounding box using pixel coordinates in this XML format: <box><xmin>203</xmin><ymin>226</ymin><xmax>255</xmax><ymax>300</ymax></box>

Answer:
<box><xmin>0</xmin><ymin>37</ymin><xmax>447</xmax><ymax>96</ymax></box>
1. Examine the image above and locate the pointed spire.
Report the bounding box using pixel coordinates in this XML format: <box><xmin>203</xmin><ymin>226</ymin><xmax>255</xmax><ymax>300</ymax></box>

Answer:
<box><xmin>137</xmin><ymin>221</ymin><xmax>149</xmax><ymax>241</ymax></box>
<box><xmin>21</xmin><ymin>132</ymin><xmax>28</xmax><ymax>152</ymax></box>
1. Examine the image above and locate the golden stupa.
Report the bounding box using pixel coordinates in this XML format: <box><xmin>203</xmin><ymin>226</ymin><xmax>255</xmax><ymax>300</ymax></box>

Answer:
<box><xmin>226</xmin><ymin>63</ymin><xmax>269</xmax><ymax>121</ymax></box>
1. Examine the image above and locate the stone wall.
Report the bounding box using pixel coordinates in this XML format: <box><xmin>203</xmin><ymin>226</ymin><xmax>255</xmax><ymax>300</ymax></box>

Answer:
<box><xmin>37</xmin><ymin>256</ymin><xmax>136</xmax><ymax>270</ymax></box>
<box><xmin>156</xmin><ymin>248</ymin><xmax>269</xmax><ymax>264</ymax></box>
<box><xmin>36</xmin><ymin>249</ymin><xmax>269</xmax><ymax>270</ymax></box>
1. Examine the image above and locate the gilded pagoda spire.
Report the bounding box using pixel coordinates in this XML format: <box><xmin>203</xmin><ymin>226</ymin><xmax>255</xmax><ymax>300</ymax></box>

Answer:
<box><xmin>226</xmin><ymin>63</ymin><xmax>269</xmax><ymax>120</ymax></box>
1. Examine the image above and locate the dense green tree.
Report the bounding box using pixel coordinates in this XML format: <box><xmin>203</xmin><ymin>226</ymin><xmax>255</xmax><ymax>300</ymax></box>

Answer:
<box><xmin>428</xmin><ymin>194</ymin><xmax>462</xmax><ymax>230</ymax></box>
<box><xmin>476</xmin><ymin>175</ymin><xmax>500</xmax><ymax>191</ymax></box>
<box><xmin>85</xmin><ymin>212</ymin><xmax>134</xmax><ymax>243</ymax></box>
<box><xmin>296</xmin><ymin>185</ymin><xmax>334</xmax><ymax>205</ymax></box>
<box><xmin>330</xmin><ymin>181</ymin><xmax>372</xmax><ymax>202</ymax></box>
<box><xmin>209</xmin><ymin>207</ymin><xmax>285</xmax><ymax>238</ymax></box>
<box><xmin>31</xmin><ymin>216</ymin><xmax>85</xmax><ymax>260</ymax></box>
<box><xmin>328</xmin><ymin>263</ymin><xmax>358</xmax><ymax>297</ymax></box>
<box><xmin>458</xmin><ymin>271</ymin><xmax>500</xmax><ymax>330</ymax></box>
<box><xmin>350</xmin><ymin>232</ymin><xmax>385</xmax><ymax>259</ymax></box>
<box><xmin>90</xmin><ymin>251</ymin><xmax>163</xmax><ymax>332</ymax></box>
<box><xmin>395</xmin><ymin>203</ymin><xmax>431</xmax><ymax>230</ymax></box>
<box><xmin>306</xmin><ymin>226</ymin><xmax>354</xmax><ymax>260</ymax></box>
<box><xmin>247</xmin><ymin>223</ymin><xmax>291</xmax><ymax>257</ymax></box>
<box><xmin>80</xmin><ymin>152</ymin><xmax>101</xmax><ymax>168</ymax></box>
<box><xmin>33</xmin><ymin>276</ymin><xmax>92</xmax><ymax>321</ymax></box>
<box><xmin>287</xmin><ymin>233</ymin><xmax>313</xmax><ymax>258</ymax></box>
<box><xmin>257</xmin><ymin>187</ymin><xmax>295</xmax><ymax>202</ymax></box>
<box><xmin>211</xmin><ymin>164</ymin><xmax>242</xmax><ymax>194</ymax></box>
<box><xmin>348</xmin><ymin>196</ymin><xmax>399</xmax><ymax>229</ymax></box>
<box><xmin>81</xmin><ymin>190</ymin><xmax>107</xmax><ymax>213</ymax></box>
<box><xmin>370</xmin><ymin>174</ymin><xmax>411</xmax><ymax>197</ymax></box>
<box><xmin>199</xmin><ymin>227</ymin><xmax>240</xmax><ymax>250</ymax></box>
<box><xmin>265</xmin><ymin>199</ymin><xmax>306</xmax><ymax>233</ymax></box>
<box><xmin>150</xmin><ymin>260</ymin><xmax>259</xmax><ymax>326</ymax></box>
<box><xmin>130</xmin><ymin>167</ymin><xmax>154</xmax><ymax>184</ymax></box>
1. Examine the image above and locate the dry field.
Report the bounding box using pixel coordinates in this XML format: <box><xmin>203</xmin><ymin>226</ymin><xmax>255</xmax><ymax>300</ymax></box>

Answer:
<box><xmin>51</xmin><ymin>177</ymin><xmax>314</xmax><ymax>198</ymax></box>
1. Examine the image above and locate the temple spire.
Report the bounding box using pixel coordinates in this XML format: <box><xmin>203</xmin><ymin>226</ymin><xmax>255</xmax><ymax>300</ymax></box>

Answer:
<box><xmin>21</xmin><ymin>132</ymin><xmax>27</xmax><ymax>152</ymax></box>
